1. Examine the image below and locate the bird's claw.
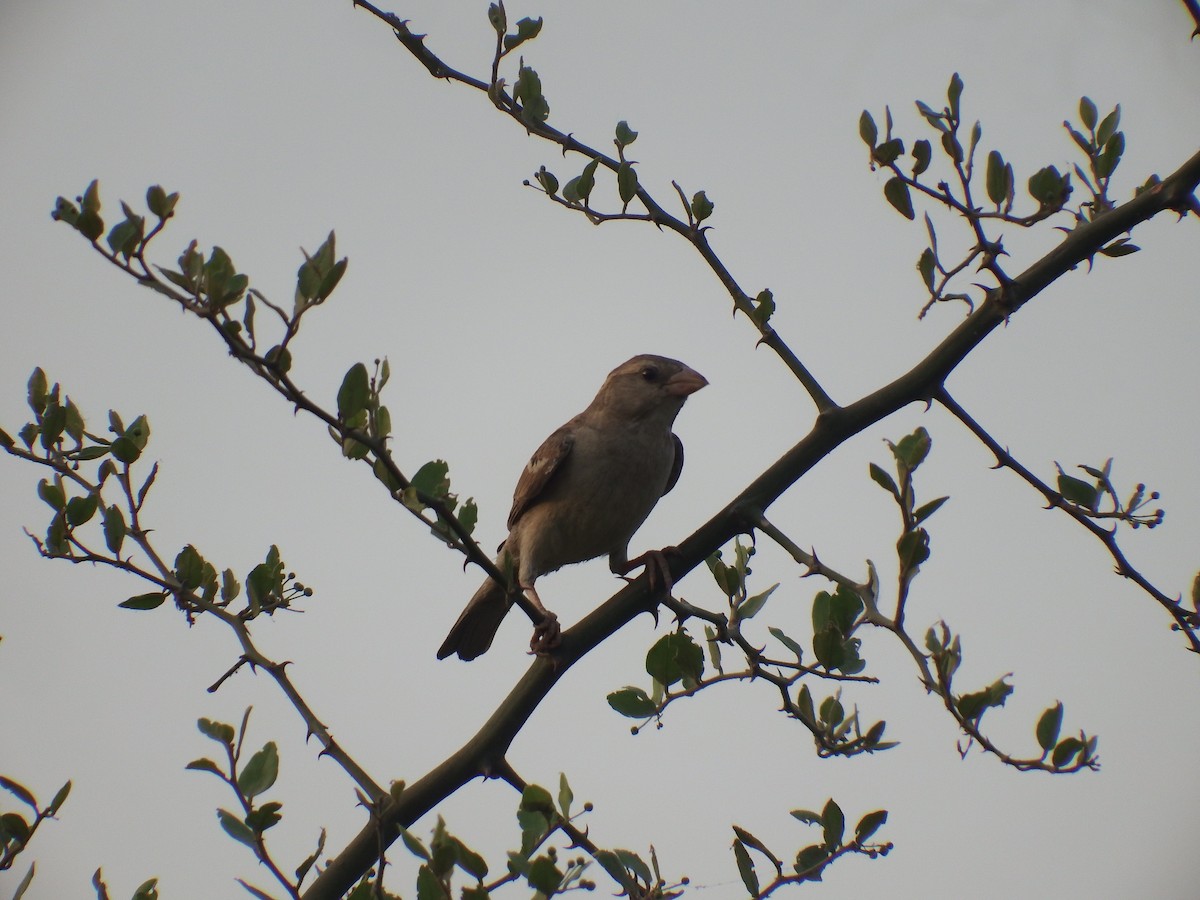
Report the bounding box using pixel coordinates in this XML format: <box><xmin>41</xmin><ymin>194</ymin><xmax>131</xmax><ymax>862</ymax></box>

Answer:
<box><xmin>621</xmin><ymin>546</ymin><xmax>679</xmax><ymax>596</ymax></box>
<box><xmin>529</xmin><ymin>611</ymin><xmax>561</xmax><ymax>656</ymax></box>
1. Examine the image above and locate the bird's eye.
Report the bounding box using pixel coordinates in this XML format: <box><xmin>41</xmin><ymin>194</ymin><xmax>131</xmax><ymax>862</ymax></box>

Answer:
<box><xmin>640</xmin><ymin>366</ymin><xmax>660</xmax><ymax>382</ymax></box>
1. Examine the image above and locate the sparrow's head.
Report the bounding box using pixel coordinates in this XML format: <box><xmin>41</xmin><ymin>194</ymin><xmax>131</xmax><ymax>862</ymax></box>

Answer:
<box><xmin>592</xmin><ymin>354</ymin><xmax>708</xmax><ymax>423</ymax></box>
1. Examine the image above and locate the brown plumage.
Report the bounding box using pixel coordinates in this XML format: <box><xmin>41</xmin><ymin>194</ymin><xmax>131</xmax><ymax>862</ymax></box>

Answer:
<box><xmin>437</xmin><ymin>355</ymin><xmax>707</xmax><ymax>661</ymax></box>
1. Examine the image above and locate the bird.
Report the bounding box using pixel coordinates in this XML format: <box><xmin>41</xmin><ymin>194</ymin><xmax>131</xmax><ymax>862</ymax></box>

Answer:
<box><xmin>437</xmin><ymin>354</ymin><xmax>708</xmax><ymax>661</ymax></box>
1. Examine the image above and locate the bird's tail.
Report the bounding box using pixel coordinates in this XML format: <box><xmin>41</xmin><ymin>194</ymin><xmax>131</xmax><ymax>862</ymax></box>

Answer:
<box><xmin>436</xmin><ymin>576</ymin><xmax>511</xmax><ymax>661</ymax></box>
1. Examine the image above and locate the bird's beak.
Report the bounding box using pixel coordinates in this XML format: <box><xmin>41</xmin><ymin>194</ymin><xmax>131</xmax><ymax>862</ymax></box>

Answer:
<box><xmin>665</xmin><ymin>366</ymin><xmax>708</xmax><ymax>397</ymax></box>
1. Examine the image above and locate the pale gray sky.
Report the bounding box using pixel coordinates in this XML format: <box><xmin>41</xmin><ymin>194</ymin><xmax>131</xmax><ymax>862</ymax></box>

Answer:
<box><xmin>2</xmin><ymin>2</ymin><xmax>1199</xmax><ymax>898</ymax></box>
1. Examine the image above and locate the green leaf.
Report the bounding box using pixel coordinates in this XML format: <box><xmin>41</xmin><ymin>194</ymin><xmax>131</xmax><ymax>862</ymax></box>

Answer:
<box><xmin>1096</xmin><ymin>130</ymin><xmax>1124</xmax><ymax>179</ymax></box>
<box><xmin>606</xmin><ymin>686</ymin><xmax>657</xmax><ymax>718</ymax></box>
<box><xmin>911</xmin><ymin>139</ymin><xmax>932</xmax><ymax>176</ymax></box>
<box><xmin>593</xmin><ymin>850</ymin><xmax>640</xmax><ymax>896</ymax></box>
<box><xmin>1096</xmin><ymin>105</ymin><xmax>1121</xmax><ymax>148</ymax></box>
<box><xmin>1051</xmin><ymin>736</ymin><xmax>1084</xmax><ymax>769</ymax></box>
<box><xmin>985</xmin><ymin>150</ymin><xmax>1007</xmax><ymax>206</ymax></box>
<box><xmin>76</xmin><ymin>208</ymin><xmax>105</xmax><ymax>242</ymax></box>
<box><xmin>794</xmin><ymin>844</ymin><xmax>829</xmax><ymax>881</ymax></box>
<box><xmin>956</xmin><ymin>677</ymin><xmax>1013</xmax><ymax>722</ymax></box>
<box><xmin>238</xmin><ymin>742</ymin><xmax>279</xmax><ymax>799</ymax></box>
<box><xmin>575</xmin><ymin>159</ymin><xmax>600</xmax><ymax>202</ymax></box>
<box><xmin>872</xmin><ymin>138</ymin><xmax>904</xmax><ymax>166</ymax></box>
<box><xmin>947</xmin><ymin>72</ymin><xmax>964</xmax><ymax>119</ymax></box>
<box><xmin>858</xmin><ymin>110</ymin><xmax>877</xmax><ymax>148</ymax></box>
<box><xmin>557</xmin><ymin>772</ymin><xmax>573</xmax><ymax>820</ymax></box>
<box><xmin>66</xmin><ymin>492</ymin><xmax>99</xmax><ymax>526</ymax></box>
<box><xmin>1028</xmin><ymin>165</ymin><xmax>1068</xmax><ymax>209</ymax></box>
<box><xmin>487</xmin><ymin>2</ymin><xmax>506</xmax><ymax>33</ymax></box>
<box><xmin>534</xmin><ymin>166</ymin><xmax>558</xmax><ymax>195</ymax></box>
<box><xmin>615</xmin><ymin>119</ymin><xmax>638</xmax><ymax>147</ymax></box>
<box><xmin>941</xmin><ymin>130</ymin><xmax>963</xmax><ymax>164</ymax></box>
<box><xmin>503</xmin><ymin>16</ymin><xmax>543</xmax><ymax>52</ymax></box>
<box><xmin>0</xmin><ymin>777</ymin><xmax>38</xmax><ymax>810</ymax></box>
<box><xmin>217</xmin><ymin>809</ymin><xmax>257</xmax><ymax>847</ymax></box>
<box><xmin>768</xmin><ymin>626</ymin><xmax>804</xmax><ymax>660</ymax></box>
<box><xmin>47</xmin><ymin>780</ymin><xmax>71</xmax><ymax>816</ymax></box>
<box><xmin>1057</xmin><ymin>471</ymin><xmax>1098</xmax><ymax>508</ymax></box>
<box><xmin>1098</xmin><ymin>238</ymin><xmax>1139</xmax><ymax>258</ymax></box>
<box><xmin>526</xmin><ymin>854</ymin><xmax>563</xmax><ymax>893</ymax></box>
<box><xmin>27</xmin><ymin>368</ymin><xmax>49</xmax><ymax>415</ymax></box>
<box><xmin>917</xmin><ymin>247</ymin><xmax>936</xmax><ymax>291</ymax></box>
<box><xmin>295</xmin><ymin>828</ymin><xmax>326</xmax><ymax>884</ymax></box>
<box><xmin>185</xmin><ymin>758</ymin><xmax>224</xmax><ymax>778</ymax></box>
<box><xmin>217</xmin><ymin>569</ymin><xmax>240</xmax><ymax>606</ymax></box>
<box><xmin>691</xmin><ymin>190</ymin><xmax>714</xmax><ymax>222</ymax></box>
<box><xmin>245</xmin><ymin>802</ymin><xmax>282</xmax><ymax>833</ymax></box>
<box><xmin>897</xmin><ymin>528</ymin><xmax>930</xmax><ymax>575</ymax></box>
<box><xmin>822</xmin><ymin>798</ymin><xmax>845</xmax><ymax>848</ymax></box>
<box><xmin>732</xmin><ymin>840</ymin><xmax>759</xmax><ymax>895</ymax></box>
<box><xmin>737</xmin><ymin>583</ymin><xmax>778</xmax><ymax>620</ymax></box>
<box><xmin>106</xmin><ymin>216</ymin><xmax>143</xmax><ymax>258</ymax></box>
<box><xmin>38</xmin><ymin>477</ymin><xmax>66</xmax><ymax>511</ymax></box>
<box><xmin>81</xmin><ymin>178</ymin><xmax>101</xmax><ymax>213</ymax></box>
<box><xmin>913</xmin><ymin>495</ymin><xmax>949</xmax><ymax>524</ymax></box>
<box><xmin>1036</xmin><ymin>702</ymin><xmax>1064</xmax><ymax>753</ymax></box>
<box><xmin>119</xmin><ymin>592</ymin><xmax>167</xmax><ymax>611</ymax></box>
<box><xmin>400</xmin><ymin>827</ymin><xmax>431</xmax><ymax>861</ymax></box>
<box><xmin>175</xmin><ymin>544</ymin><xmax>205</xmax><ymax>590</ymax></box>
<box><xmin>146</xmin><ymin>184</ymin><xmax>178</xmax><ymax>219</ymax></box>
<box><xmin>617</xmin><ymin>162</ymin><xmax>638</xmax><ymax>207</ymax></box>
<box><xmin>732</xmin><ymin>825</ymin><xmax>782</xmax><ymax>870</ymax></box>
<box><xmin>790</xmin><ymin>808</ymin><xmax>822</xmax><ymax>827</ymax></box>
<box><xmin>198</xmin><ymin>717</ymin><xmax>236</xmax><ymax>745</ymax></box>
<box><xmin>892</xmin><ymin>427</ymin><xmax>931</xmax><ymax>470</ymax></box>
<box><xmin>855</xmin><ymin>809</ymin><xmax>888</xmax><ymax>843</ymax></box>
<box><xmin>645</xmin><ymin>631</ymin><xmax>704</xmax><ymax>687</ymax></box>
<box><xmin>751</xmin><ymin>288</ymin><xmax>775</xmax><ymax>328</ymax></box>
<box><xmin>869</xmin><ymin>462</ymin><xmax>899</xmax><ymax>497</ymax></box>
<box><xmin>1079</xmin><ymin>97</ymin><xmax>1097</xmax><ymax>131</ymax></box>
<box><xmin>411</xmin><ymin>459</ymin><xmax>450</xmax><ymax>499</ymax></box>
<box><xmin>1</xmin><ymin>812</ymin><xmax>31</xmax><ymax>842</ymax></box>
<box><xmin>883</xmin><ymin>177</ymin><xmax>914</xmax><ymax>219</ymax></box>
<box><xmin>337</xmin><ymin>363</ymin><xmax>370</xmax><ymax>421</ymax></box>
<box><xmin>514</xmin><ymin>64</ymin><xmax>549</xmax><ymax>125</ymax></box>
<box><xmin>819</xmin><ymin>695</ymin><xmax>844</xmax><ymax>729</ymax></box>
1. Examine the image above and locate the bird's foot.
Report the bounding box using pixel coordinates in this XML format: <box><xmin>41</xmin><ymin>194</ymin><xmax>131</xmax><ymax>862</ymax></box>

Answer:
<box><xmin>618</xmin><ymin>546</ymin><xmax>679</xmax><ymax>596</ymax></box>
<box><xmin>529</xmin><ymin>611</ymin><xmax>561</xmax><ymax>656</ymax></box>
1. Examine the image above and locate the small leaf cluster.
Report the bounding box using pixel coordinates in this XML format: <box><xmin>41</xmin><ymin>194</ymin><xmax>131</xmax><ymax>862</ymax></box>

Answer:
<box><xmin>870</xmin><ymin>426</ymin><xmax>947</xmax><ymax>593</ymax></box>
<box><xmin>707</xmin><ymin>538</ymin><xmax>778</xmax><ymax>630</ymax></box>
<box><xmin>733</xmin><ymin>800</ymin><xmax>890</xmax><ymax>895</ymax></box>
<box><xmin>507</xmin><ymin>782</ymin><xmax>596</xmax><ymax>897</ymax></box>
<box><xmin>390</xmin><ymin>775</ymin><xmax>618</xmax><ymax>899</ymax></box>
<box><xmin>92</xmin><ymin>870</ymin><xmax>160</xmax><ymax>900</ymax></box>
<box><xmin>52</xmin><ymin>180</ymin><xmax>176</xmax><ymax>260</ymax></box>
<box><xmin>9</xmin><ymin>369</ymin><xmax>158</xmax><ymax>556</ymax></box>
<box><xmin>790</xmin><ymin>681</ymin><xmax>892</xmax><ymax>759</ymax></box>
<box><xmin>1054</xmin><ymin>458</ymin><xmax>1163</xmax><ymax>529</ymax></box>
<box><xmin>399</xmin><ymin>816</ymin><xmax>490</xmax><ymax>899</ymax></box>
<box><xmin>606</xmin><ymin>629</ymin><xmax>705</xmax><ymax>730</ymax></box>
<box><xmin>859</xmin><ymin>75</ymin><xmax>1142</xmax><ymax>317</ymax></box>
<box><xmin>1</xmin><ymin>774</ymin><xmax>71</xmax><ymax>874</ymax></box>
<box><xmin>5</xmin><ymin>375</ymin><xmax>314</xmax><ymax>621</ymax></box>
<box><xmin>925</xmin><ymin>624</ymin><xmax>1098</xmax><ymax>771</ymax></box>
<box><xmin>187</xmin><ymin>709</ymin><xmax>321</xmax><ymax>898</ymax></box>
<box><xmin>488</xmin><ymin>3</ymin><xmax>548</xmax><ymax>127</ymax></box>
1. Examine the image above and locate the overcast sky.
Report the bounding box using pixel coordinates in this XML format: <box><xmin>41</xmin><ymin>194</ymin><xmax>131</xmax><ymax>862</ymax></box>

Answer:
<box><xmin>3</xmin><ymin>2</ymin><xmax>1199</xmax><ymax>898</ymax></box>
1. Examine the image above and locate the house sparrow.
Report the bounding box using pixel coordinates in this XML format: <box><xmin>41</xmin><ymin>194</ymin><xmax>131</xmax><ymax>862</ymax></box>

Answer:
<box><xmin>437</xmin><ymin>355</ymin><xmax>707</xmax><ymax>661</ymax></box>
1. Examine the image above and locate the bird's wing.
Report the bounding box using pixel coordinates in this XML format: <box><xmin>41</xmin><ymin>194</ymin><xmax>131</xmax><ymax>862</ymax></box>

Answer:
<box><xmin>507</xmin><ymin>425</ymin><xmax>575</xmax><ymax>529</ymax></box>
<box><xmin>662</xmin><ymin>433</ymin><xmax>684</xmax><ymax>496</ymax></box>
